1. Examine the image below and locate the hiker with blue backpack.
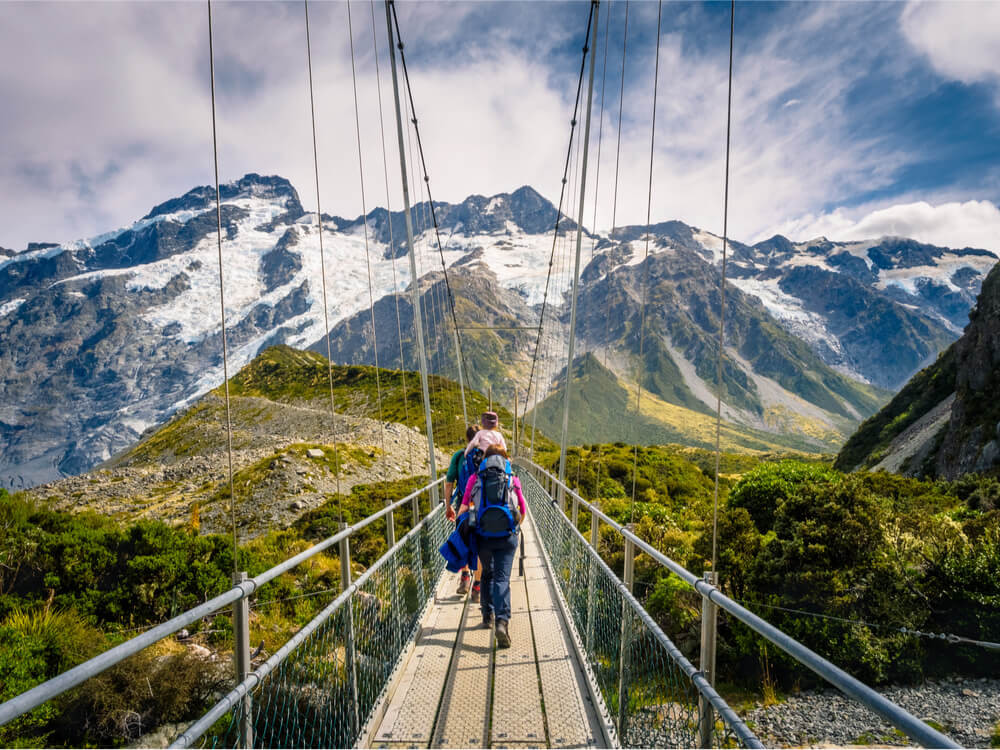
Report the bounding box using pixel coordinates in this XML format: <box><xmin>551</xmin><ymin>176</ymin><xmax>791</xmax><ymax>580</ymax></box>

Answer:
<box><xmin>444</xmin><ymin>425</ymin><xmax>482</xmax><ymax>600</ymax></box>
<box><xmin>456</xmin><ymin>444</ymin><xmax>526</xmax><ymax>648</ymax></box>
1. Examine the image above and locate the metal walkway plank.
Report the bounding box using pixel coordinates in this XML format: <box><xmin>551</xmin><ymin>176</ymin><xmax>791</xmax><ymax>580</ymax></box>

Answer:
<box><xmin>432</xmin><ymin>595</ymin><xmax>494</xmax><ymax>748</ymax></box>
<box><xmin>372</xmin><ymin>574</ymin><xmax>467</xmax><ymax>748</ymax></box>
<box><xmin>490</xmin><ymin>566</ymin><xmax>546</xmax><ymax>747</ymax></box>
<box><xmin>523</xmin><ymin>522</ymin><xmax>605</xmax><ymax>749</ymax></box>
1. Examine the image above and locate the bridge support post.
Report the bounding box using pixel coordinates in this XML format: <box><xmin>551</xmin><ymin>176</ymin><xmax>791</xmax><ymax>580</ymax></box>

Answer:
<box><xmin>232</xmin><ymin>572</ymin><xmax>253</xmax><ymax>749</ymax></box>
<box><xmin>340</xmin><ymin>524</ymin><xmax>360</xmax><ymax>738</ymax></box>
<box><xmin>585</xmin><ymin>505</ymin><xmax>599</xmax><ymax>655</ymax></box>
<box><xmin>386</xmin><ymin>503</ymin><xmax>402</xmax><ymax>657</ymax></box>
<box><xmin>698</xmin><ymin>570</ymin><xmax>719</xmax><ymax>748</ymax></box>
<box><xmin>616</xmin><ymin>534</ymin><xmax>635</xmax><ymax>740</ymax></box>
<box><xmin>571</xmin><ymin>495</ymin><xmax>580</xmax><ymax>529</ymax></box>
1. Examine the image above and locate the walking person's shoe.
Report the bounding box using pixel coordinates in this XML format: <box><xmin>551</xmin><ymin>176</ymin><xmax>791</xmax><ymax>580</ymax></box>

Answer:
<box><xmin>457</xmin><ymin>570</ymin><xmax>471</xmax><ymax>595</ymax></box>
<box><xmin>470</xmin><ymin>581</ymin><xmax>481</xmax><ymax>603</ymax></box>
<box><xmin>482</xmin><ymin>612</ymin><xmax>494</xmax><ymax>629</ymax></box>
<box><xmin>496</xmin><ymin>619</ymin><xmax>511</xmax><ymax>648</ymax></box>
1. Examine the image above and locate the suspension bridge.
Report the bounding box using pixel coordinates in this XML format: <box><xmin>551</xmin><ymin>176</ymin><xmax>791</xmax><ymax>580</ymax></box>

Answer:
<box><xmin>0</xmin><ymin>0</ymin><xmax>969</xmax><ymax>747</ymax></box>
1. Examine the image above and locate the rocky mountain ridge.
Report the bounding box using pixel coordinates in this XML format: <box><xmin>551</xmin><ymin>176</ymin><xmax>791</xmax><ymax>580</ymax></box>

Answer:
<box><xmin>2</xmin><ymin>173</ymin><xmax>996</xmax><ymax>487</ymax></box>
<box><xmin>836</xmin><ymin>262</ymin><xmax>1000</xmax><ymax>478</ymax></box>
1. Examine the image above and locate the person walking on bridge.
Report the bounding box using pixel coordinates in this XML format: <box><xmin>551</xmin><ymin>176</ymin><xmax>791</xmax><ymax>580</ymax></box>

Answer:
<box><xmin>445</xmin><ymin>425</ymin><xmax>482</xmax><ymax>599</ymax></box>
<box><xmin>457</xmin><ymin>445</ymin><xmax>526</xmax><ymax>648</ymax></box>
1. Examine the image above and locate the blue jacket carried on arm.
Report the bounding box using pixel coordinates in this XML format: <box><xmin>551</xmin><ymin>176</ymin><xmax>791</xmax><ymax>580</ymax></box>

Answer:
<box><xmin>439</xmin><ymin>512</ymin><xmax>478</xmax><ymax>572</ymax></box>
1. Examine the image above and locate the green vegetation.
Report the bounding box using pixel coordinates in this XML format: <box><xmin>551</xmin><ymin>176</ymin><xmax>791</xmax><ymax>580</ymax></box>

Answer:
<box><xmin>0</xmin><ymin>476</ymin><xmax>437</xmax><ymax>747</ymax></box>
<box><xmin>530</xmin><ymin>353</ymin><xmax>848</xmax><ymax>454</ymax></box>
<box><xmin>835</xmin><ymin>345</ymin><xmax>958</xmax><ymax>473</ymax></box>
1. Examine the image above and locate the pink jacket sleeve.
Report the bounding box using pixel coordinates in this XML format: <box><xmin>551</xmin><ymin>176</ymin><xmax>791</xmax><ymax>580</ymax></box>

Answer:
<box><xmin>459</xmin><ymin>474</ymin><xmax>478</xmax><ymax>510</ymax></box>
<box><xmin>512</xmin><ymin>477</ymin><xmax>527</xmax><ymax>517</ymax></box>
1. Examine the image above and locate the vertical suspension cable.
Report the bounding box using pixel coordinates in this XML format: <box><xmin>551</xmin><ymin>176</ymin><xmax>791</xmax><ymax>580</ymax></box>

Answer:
<box><xmin>524</xmin><ymin>0</ymin><xmax>596</xmax><ymax>458</ymax></box>
<box><xmin>595</xmin><ymin>0</ymin><xmax>629</xmax><ymax>499</ymax></box>
<box><xmin>370</xmin><ymin>0</ymin><xmax>414</xmax><ymax>476</ymax></box>
<box><xmin>629</xmin><ymin>0</ymin><xmax>663</xmax><ymax>521</ymax></box>
<box><xmin>346</xmin><ymin>0</ymin><xmax>389</xmax><ymax>497</ymax></box>
<box><xmin>590</xmin><ymin>0</ymin><xmax>612</xmax><ymax>263</ymax></box>
<box><xmin>206</xmin><ymin>0</ymin><xmax>239</xmax><ymax>570</ymax></box>
<box><xmin>303</xmin><ymin>0</ymin><xmax>343</xmax><ymax>514</ymax></box>
<box><xmin>558</xmin><ymin>0</ymin><xmax>600</xmax><ymax>501</ymax></box>
<box><xmin>712</xmin><ymin>0</ymin><xmax>736</xmax><ymax>574</ymax></box>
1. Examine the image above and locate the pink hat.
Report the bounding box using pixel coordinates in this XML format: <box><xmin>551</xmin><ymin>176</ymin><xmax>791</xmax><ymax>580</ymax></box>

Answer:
<box><xmin>481</xmin><ymin>411</ymin><xmax>498</xmax><ymax>429</ymax></box>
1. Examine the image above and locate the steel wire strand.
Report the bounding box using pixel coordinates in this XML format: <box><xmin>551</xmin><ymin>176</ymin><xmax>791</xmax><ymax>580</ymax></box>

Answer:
<box><xmin>303</xmin><ymin>0</ymin><xmax>344</xmax><ymax>513</ymax></box>
<box><xmin>594</xmin><ymin>0</ymin><xmax>629</xmax><ymax>499</ymax></box>
<box><xmin>346</xmin><ymin>0</ymin><xmax>390</xmax><ymax>499</ymax></box>
<box><xmin>388</xmin><ymin>1</ymin><xmax>471</xmax><ymax>426</ymax></box>
<box><xmin>712</xmin><ymin>0</ymin><xmax>736</xmax><ymax>574</ymax></box>
<box><xmin>369</xmin><ymin>0</ymin><xmax>415</xmax><ymax>476</ymax></box>
<box><xmin>206</xmin><ymin>0</ymin><xmax>239</xmax><ymax>571</ymax></box>
<box><xmin>524</xmin><ymin>1</ymin><xmax>597</xmax><ymax>436</ymax></box>
<box><xmin>628</xmin><ymin>0</ymin><xmax>664</xmax><ymax>523</ymax></box>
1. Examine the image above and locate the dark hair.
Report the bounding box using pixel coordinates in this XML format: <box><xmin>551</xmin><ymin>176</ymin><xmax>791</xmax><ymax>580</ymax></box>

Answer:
<box><xmin>466</xmin><ymin>425</ymin><xmax>477</xmax><ymax>441</ymax></box>
<box><xmin>484</xmin><ymin>445</ymin><xmax>508</xmax><ymax>459</ymax></box>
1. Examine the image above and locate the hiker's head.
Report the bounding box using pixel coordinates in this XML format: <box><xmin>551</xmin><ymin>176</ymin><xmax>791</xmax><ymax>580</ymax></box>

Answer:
<box><xmin>484</xmin><ymin>445</ymin><xmax>508</xmax><ymax>459</ymax></box>
<box><xmin>481</xmin><ymin>411</ymin><xmax>498</xmax><ymax>430</ymax></box>
<box><xmin>465</xmin><ymin>425</ymin><xmax>477</xmax><ymax>442</ymax></box>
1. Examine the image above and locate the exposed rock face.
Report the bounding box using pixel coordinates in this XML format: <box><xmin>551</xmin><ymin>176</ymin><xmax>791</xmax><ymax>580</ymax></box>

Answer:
<box><xmin>836</xmin><ymin>262</ymin><xmax>1000</xmax><ymax>478</ymax></box>
<box><xmin>3</xmin><ymin>173</ymin><xmax>996</xmax><ymax>487</ymax></box>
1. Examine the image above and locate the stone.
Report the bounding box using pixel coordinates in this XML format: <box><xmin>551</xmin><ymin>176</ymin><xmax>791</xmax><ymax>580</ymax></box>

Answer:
<box><xmin>306</xmin><ymin>448</ymin><xmax>325</xmax><ymax>459</ymax></box>
<box><xmin>187</xmin><ymin>643</ymin><xmax>212</xmax><ymax>659</ymax></box>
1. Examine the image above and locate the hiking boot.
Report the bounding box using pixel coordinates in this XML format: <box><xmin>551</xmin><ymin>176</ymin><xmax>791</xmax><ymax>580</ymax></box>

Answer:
<box><xmin>470</xmin><ymin>581</ymin><xmax>481</xmax><ymax>603</ymax></box>
<box><xmin>496</xmin><ymin>619</ymin><xmax>511</xmax><ymax>648</ymax></box>
<box><xmin>482</xmin><ymin>612</ymin><xmax>494</xmax><ymax>629</ymax></box>
<box><xmin>457</xmin><ymin>570</ymin><xmax>471</xmax><ymax>595</ymax></box>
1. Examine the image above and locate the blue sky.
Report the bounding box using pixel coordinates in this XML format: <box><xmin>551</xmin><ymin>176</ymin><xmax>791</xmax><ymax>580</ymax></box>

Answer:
<box><xmin>2</xmin><ymin>0</ymin><xmax>1000</xmax><ymax>252</ymax></box>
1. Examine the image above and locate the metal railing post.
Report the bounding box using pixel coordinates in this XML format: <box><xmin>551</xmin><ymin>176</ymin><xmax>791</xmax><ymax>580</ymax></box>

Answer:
<box><xmin>571</xmin><ymin>495</ymin><xmax>580</xmax><ymax>528</ymax></box>
<box><xmin>617</xmin><ymin>533</ymin><xmax>635</xmax><ymax>740</ymax></box>
<box><xmin>386</xmin><ymin>503</ymin><xmax>402</xmax><ymax>657</ymax></box>
<box><xmin>585</xmin><ymin>505</ymin><xmax>599</xmax><ymax>655</ymax></box>
<box><xmin>699</xmin><ymin>570</ymin><xmax>719</xmax><ymax>748</ymax></box>
<box><xmin>232</xmin><ymin>572</ymin><xmax>252</xmax><ymax>749</ymax></box>
<box><xmin>339</xmin><ymin>523</ymin><xmax>360</xmax><ymax>736</ymax></box>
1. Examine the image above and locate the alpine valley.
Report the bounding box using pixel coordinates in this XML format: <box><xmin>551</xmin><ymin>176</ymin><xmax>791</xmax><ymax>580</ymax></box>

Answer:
<box><xmin>2</xmin><ymin>173</ymin><xmax>996</xmax><ymax>489</ymax></box>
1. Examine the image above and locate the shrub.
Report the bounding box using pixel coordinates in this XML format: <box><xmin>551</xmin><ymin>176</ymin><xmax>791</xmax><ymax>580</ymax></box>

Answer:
<box><xmin>728</xmin><ymin>461</ymin><xmax>839</xmax><ymax>533</ymax></box>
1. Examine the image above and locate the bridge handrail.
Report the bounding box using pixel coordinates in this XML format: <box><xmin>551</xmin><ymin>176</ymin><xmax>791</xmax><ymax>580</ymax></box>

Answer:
<box><xmin>169</xmin><ymin>501</ymin><xmax>445</xmax><ymax>748</ymax></box>
<box><xmin>515</xmin><ymin>458</ymin><xmax>961</xmax><ymax>750</ymax></box>
<box><xmin>0</xmin><ymin>477</ymin><xmax>444</xmax><ymax>729</ymax></box>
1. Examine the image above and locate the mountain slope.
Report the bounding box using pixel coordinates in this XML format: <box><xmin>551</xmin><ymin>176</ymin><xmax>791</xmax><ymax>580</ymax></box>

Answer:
<box><xmin>3</xmin><ymin>173</ymin><xmax>995</xmax><ymax>488</ymax></box>
<box><xmin>836</xmin><ymin>262</ymin><xmax>1000</xmax><ymax>478</ymax></box>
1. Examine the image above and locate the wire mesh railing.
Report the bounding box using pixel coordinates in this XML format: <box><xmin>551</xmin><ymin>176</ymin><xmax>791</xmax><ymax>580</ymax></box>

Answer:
<box><xmin>0</xmin><ymin>479</ymin><xmax>449</xmax><ymax>750</ymax></box>
<box><xmin>519</xmin><ymin>463</ymin><xmax>759</xmax><ymax>749</ymax></box>
<box><xmin>175</xmin><ymin>501</ymin><xmax>450</xmax><ymax>748</ymax></box>
<box><xmin>516</xmin><ymin>458</ymin><xmax>963</xmax><ymax>750</ymax></box>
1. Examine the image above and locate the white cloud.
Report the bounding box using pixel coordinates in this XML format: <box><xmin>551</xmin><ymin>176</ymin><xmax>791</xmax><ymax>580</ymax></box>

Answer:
<box><xmin>901</xmin><ymin>1</ymin><xmax>1000</xmax><ymax>85</ymax></box>
<box><xmin>767</xmin><ymin>199</ymin><xmax>1000</xmax><ymax>253</ymax></box>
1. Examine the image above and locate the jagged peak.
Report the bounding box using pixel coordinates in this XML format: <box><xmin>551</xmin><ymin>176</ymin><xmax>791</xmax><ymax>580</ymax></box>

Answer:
<box><xmin>142</xmin><ymin>173</ymin><xmax>302</xmax><ymax>221</ymax></box>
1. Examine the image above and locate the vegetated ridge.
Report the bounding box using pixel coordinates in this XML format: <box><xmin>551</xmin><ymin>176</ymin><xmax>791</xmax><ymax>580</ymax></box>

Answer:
<box><xmin>837</xmin><ymin>260</ymin><xmax>1000</xmax><ymax>478</ymax></box>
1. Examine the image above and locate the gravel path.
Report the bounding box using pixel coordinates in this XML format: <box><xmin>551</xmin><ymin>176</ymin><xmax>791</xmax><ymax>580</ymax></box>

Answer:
<box><xmin>743</xmin><ymin>677</ymin><xmax>1000</xmax><ymax>748</ymax></box>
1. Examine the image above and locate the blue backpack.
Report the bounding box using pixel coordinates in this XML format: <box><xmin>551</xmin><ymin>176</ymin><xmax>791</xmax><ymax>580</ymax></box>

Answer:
<box><xmin>453</xmin><ymin>447</ymin><xmax>484</xmax><ymax>504</ymax></box>
<box><xmin>469</xmin><ymin>455</ymin><xmax>521</xmax><ymax>537</ymax></box>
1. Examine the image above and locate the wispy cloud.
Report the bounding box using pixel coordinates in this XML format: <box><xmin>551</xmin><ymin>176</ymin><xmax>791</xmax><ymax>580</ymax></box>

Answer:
<box><xmin>0</xmin><ymin>1</ymin><xmax>998</xmax><ymax>255</ymax></box>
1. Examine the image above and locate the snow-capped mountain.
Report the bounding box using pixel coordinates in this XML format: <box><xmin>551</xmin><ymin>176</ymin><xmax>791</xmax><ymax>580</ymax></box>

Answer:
<box><xmin>1</xmin><ymin>173</ymin><xmax>995</xmax><ymax>488</ymax></box>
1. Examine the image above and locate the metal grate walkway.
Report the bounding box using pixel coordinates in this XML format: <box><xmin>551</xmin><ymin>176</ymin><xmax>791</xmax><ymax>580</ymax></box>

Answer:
<box><xmin>367</xmin><ymin>514</ymin><xmax>608</xmax><ymax>749</ymax></box>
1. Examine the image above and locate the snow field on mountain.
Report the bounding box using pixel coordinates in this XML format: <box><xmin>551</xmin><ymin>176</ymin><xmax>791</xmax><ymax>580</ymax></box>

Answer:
<box><xmin>875</xmin><ymin>250</ymin><xmax>998</xmax><ymax>296</ymax></box>
<box><xmin>0</xmin><ymin>298</ymin><xmax>25</xmax><ymax>318</ymax></box>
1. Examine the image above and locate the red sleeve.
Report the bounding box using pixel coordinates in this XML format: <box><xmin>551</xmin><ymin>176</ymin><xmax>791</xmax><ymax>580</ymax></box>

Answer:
<box><xmin>460</xmin><ymin>474</ymin><xmax>477</xmax><ymax>508</ymax></box>
<box><xmin>512</xmin><ymin>477</ymin><xmax>527</xmax><ymax>517</ymax></box>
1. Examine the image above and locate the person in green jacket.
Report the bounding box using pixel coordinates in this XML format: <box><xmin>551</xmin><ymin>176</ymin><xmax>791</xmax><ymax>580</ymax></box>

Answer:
<box><xmin>444</xmin><ymin>425</ymin><xmax>482</xmax><ymax>600</ymax></box>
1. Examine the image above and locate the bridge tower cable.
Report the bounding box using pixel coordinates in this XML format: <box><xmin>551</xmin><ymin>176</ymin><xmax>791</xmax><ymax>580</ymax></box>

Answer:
<box><xmin>206</xmin><ymin>0</ymin><xmax>239</xmax><ymax>565</ymax></box>
<box><xmin>303</xmin><ymin>0</ymin><xmax>345</xmax><ymax>514</ymax></box>
<box><xmin>346</xmin><ymin>0</ymin><xmax>390</xmax><ymax>497</ymax></box>
<box><xmin>558</xmin><ymin>0</ymin><xmax>601</xmax><ymax>507</ymax></box>
<box><xmin>523</xmin><ymin>0</ymin><xmax>597</xmax><ymax>457</ymax></box>
<box><xmin>370</xmin><ymin>0</ymin><xmax>414</xmax><ymax>476</ymax></box>
<box><xmin>629</xmin><ymin>0</ymin><xmax>663</xmax><ymax>521</ymax></box>
<box><xmin>712</xmin><ymin>0</ymin><xmax>736</xmax><ymax>575</ymax></box>
<box><xmin>389</xmin><ymin>1</ymin><xmax>471</xmax><ymax>429</ymax></box>
<box><xmin>595</xmin><ymin>0</ymin><xmax>629</xmax><ymax>506</ymax></box>
<box><xmin>384</xmin><ymin>0</ymin><xmax>439</xmax><ymax>505</ymax></box>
